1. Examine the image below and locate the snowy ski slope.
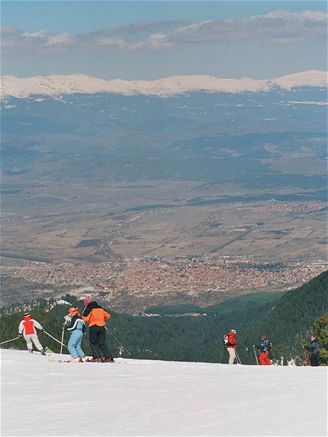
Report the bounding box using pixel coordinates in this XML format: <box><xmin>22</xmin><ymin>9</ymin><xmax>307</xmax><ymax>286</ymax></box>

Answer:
<box><xmin>1</xmin><ymin>349</ymin><xmax>327</xmax><ymax>436</ymax></box>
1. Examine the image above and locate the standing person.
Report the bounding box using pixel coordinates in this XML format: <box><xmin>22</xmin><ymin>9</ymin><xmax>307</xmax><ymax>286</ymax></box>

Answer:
<box><xmin>64</xmin><ymin>307</ymin><xmax>86</xmax><ymax>363</ymax></box>
<box><xmin>306</xmin><ymin>335</ymin><xmax>320</xmax><ymax>366</ymax></box>
<box><xmin>258</xmin><ymin>335</ymin><xmax>272</xmax><ymax>365</ymax></box>
<box><xmin>18</xmin><ymin>313</ymin><xmax>46</xmax><ymax>355</ymax></box>
<box><xmin>224</xmin><ymin>329</ymin><xmax>237</xmax><ymax>364</ymax></box>
<box><xmin>82</xmin><ymin>298</ymin><xmax>114</xmax><ymax>362</ymax></box>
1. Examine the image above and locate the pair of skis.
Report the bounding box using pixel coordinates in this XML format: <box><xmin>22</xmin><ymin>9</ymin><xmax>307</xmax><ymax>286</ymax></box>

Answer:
<box><xmin>48</xmin><ymin>357</ymin><xmax>116</xmax><ymax>364</ymax></box>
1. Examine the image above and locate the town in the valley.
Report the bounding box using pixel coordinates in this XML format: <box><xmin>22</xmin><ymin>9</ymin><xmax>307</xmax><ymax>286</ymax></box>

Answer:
<box><xmin>2</xmin><ymin>255</ymin><xmax>326</xmax><ymax>310</ymax></box>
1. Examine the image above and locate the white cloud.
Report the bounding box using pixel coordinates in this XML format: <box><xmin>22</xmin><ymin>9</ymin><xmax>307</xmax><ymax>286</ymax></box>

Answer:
<box><xmin>1</xmin><ymin>26</ymin><xmax>76</xmax><ymax>54</ymax></box>
<box><xmin>165</xmin><ymin>10</ymin><xmax>328</xmax><ymax>45</ymax></box>
<box><xmin>46</xmin><ymin>33</ymin><xmax>76</xmax><ymax>47</ymax></box>
<box><xmin>263</xmin><ymin>9</ymin><xmax>327</xmax><ymax>21</ymax></box>
<box><xmin>96</xmin><ymin>38</ymin><xmax>143</xmax><ymax>51</ymax></box>
<box><xmin>22</xmin><ymin>31</ymin><xmax>48</xmax><ymax>40</ymax></box>
<box><xmin>97</xmin><ymin>38</ymin><xmax>127</xmax><ymax>48</ymax></box>
<box><xmin>145</xmin><ymin>33</ymin><xmax>173</xmax><ymax>50</ymax></box>
<box><xmin>2</xmin><ymin>10</ymin><xmax>327</xmax><ymax>57</ymax></box>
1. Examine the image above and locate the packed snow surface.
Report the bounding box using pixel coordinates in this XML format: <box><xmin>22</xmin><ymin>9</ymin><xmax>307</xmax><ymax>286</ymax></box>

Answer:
<box><xmin>1</xmin><ymin>70</ymin><xmax>327</xmax><ymax>99</ymax></box>
<box><xmin>1</xmin><ymin>349</ymin><xmax>327</xmax><ymax>436</ymax></box>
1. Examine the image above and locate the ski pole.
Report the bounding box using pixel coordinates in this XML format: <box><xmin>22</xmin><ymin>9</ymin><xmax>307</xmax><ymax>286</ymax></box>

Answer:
<box><xmin>60</xmin><ymin>329</ymin><xmax>65</xmax><ymax>355</ymax></box>
<box><xmin>0</xmin><ymin>336</ymin><xmax>21</xmax><ymax>346</ymax></box>
<box><xmin>43</xmin><ymin>330</ymin><xmax>68</xmax><ymax>350</ymax></box>
<box><xmin>235</xmin><ymin>350</ymin><xmax>242</xmax><ymax>364</ymax></box>
<box><xmin>252</xmin><ymin>345</ymin><xmax>259</xmax><ymax>365</ymax></box>
<box><xmin>106</xmin><ymin>328</ymin><xmax>132</xmax><ymax>356</ymax></box>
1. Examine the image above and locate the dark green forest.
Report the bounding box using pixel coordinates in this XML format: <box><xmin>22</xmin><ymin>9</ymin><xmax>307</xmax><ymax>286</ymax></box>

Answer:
<box><xmin>1</xmin><ymin>271</ymin><xmax>327</xmax><ymax>365</ymax></box>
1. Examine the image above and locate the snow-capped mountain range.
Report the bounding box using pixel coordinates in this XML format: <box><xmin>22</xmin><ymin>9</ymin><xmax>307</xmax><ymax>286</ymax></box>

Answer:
<box><xmin>1</xmin><ymin>69</ymin><xmax>327</xmax><ymax>99</ymax></box>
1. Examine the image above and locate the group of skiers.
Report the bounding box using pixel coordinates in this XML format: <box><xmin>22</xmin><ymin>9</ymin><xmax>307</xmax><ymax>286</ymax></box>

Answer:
<box><xmin>224</xmin><ymin>329</ymin><xmax>320</xmax><ymax>366</ymax></box>
<box><xmin>18</xmin><ymin>298</ymin><xmax>114</xmax><ymax>363</ymax></box>
<box><xmin>18</xmin><ymin>301</ymin><xmax>320</xmax><ymax>366</ymax></box>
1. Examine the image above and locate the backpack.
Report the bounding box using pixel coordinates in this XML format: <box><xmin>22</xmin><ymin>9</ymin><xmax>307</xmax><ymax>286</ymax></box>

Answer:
<box><xmin>223</xmin><ymin>334</ymin><xmax>229</xmax><ymax>346</ymax></box>
<box><xmin>260</xmin><ymin>339</ymin><xmax>272</xmax><ymax>352</ymax></box>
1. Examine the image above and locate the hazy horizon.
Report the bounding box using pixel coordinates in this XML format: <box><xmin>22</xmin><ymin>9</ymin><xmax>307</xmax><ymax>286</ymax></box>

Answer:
<box><xmin>1</xmin><ymin>1</ymin><xmax>327</xmax><ymax>79</ymax></box>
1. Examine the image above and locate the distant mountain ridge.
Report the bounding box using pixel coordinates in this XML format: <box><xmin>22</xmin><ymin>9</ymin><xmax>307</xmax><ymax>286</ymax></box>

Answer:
<box><xmin>1</xmin><ymin>69</ymin><xmax>327</xmax><ymax>99</ymax></box>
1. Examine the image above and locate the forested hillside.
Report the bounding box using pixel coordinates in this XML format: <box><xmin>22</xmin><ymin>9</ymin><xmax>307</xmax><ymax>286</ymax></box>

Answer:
<box><xmin>1</xmin><ymin>272</ymin><xmax>327</xmax><ymax>365</ymax></box>
<box><xmin>241</xmin><ymin>270</ymin><xmax>328</xmax><ymax>363</ymax></box>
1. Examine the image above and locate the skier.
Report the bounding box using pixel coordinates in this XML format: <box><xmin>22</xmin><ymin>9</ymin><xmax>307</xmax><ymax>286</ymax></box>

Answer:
<box><xmin>18</xmin><ymin>313</ymin><xmax>46</xmax><ymax>355</ymax></box>
<box><xmin>224</xmin><ymin>329</ymin><xmax>237</xmax><ymax>364</ymax></box>
<box><xmin>258</xmin><ymin>335</ymin><xmax>272</xmax><ymax>365</ymax></box>
<box><xmin>305</xmin><ymin>335</ymin><xmax>320</xmax><ymax>366</ymax></box>
<box><xmin>64</xmin><ymin>307</ymin><xmax>86</xmax><ymax>363</ymax></box>
<box><xmin>82</xmin><ymin>298</ymin><xmax>114</xmax><ymax>362</ymax></box>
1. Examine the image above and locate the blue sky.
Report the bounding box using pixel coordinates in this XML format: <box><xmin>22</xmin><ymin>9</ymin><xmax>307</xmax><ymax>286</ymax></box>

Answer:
<box><xmin>1</xmin><ymin>1</ymin><xmax>327</xmax><ymax>79</ymax></box>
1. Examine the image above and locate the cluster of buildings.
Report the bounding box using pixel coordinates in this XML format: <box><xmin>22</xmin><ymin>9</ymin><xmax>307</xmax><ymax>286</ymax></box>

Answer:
<box><xmin>255</xmin><ymin>200</ymin><xmax>326</xmax><ymax>214</ymax></box>
<box><xmin>13</xmin><ymin>256</ymin><xmax>327</xmax><ymax>299</ymax></box>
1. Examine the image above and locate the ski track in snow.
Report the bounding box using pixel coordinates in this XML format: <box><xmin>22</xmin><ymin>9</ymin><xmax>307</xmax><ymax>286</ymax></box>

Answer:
<box><xmin>1</xmin><ymin>349</ymin><xmax>327</xmax><ymax>437</ymax></box>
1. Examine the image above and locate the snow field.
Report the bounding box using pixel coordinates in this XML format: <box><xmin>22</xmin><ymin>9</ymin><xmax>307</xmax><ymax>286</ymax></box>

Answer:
<box><xmin>1</xmin><ymin>349</ymin><xmax>327</xmax><ymax>436</ymax></box>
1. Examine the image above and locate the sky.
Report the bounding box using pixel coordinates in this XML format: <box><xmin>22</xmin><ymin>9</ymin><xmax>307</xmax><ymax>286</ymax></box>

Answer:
<box><xmin>1</xmin><ymin>1</ymin><xmax>327</xmax><ymax>80</ymax></box>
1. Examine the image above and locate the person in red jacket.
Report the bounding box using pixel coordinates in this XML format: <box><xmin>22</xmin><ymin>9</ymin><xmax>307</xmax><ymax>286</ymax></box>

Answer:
<box><xmin>18</xmin><ymin>313</ymin><xmax>46</xmax><ymax>355</ymax></box>
<box><xmin>82</xmin><ymin>298</ymin><xmax>113</xmax><ymax>362</ymax></box>
<box><xmin>224</xmin><ymin>329</ymin><xmax>237</xmax><ymax>364</ymax></box>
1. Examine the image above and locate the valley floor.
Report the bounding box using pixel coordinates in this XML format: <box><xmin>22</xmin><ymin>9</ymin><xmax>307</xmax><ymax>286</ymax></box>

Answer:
<box><xmin>1</xmin><ymin>350</ymin><xmax>327</xmax><ymax>436</ymax></box>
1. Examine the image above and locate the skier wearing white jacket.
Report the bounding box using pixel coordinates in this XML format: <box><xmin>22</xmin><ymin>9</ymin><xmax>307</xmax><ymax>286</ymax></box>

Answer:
<box><xmin>18</xmin><ymin>313</ymin><xmax>46</xmax><ymax>355</ymax></box>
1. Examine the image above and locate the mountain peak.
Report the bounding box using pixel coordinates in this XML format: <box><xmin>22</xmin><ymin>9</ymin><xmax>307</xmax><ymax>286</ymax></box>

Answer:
<box><xmin>272</xmin><ymin>69</ymin><xmax>328</xmax><ymax>90</ymax></box>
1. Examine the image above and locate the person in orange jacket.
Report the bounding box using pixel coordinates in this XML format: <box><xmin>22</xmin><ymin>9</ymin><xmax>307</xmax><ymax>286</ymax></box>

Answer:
<box><xmin>82</xmin><ymin>298</ymin><xmax>113</xmax><ymax>362</ymax></box>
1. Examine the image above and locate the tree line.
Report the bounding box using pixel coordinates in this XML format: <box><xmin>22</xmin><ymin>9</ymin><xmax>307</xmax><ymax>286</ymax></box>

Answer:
<box><xmin>1</xmin><ymin>271</ymin><xmax>327</xmax><ymax>365</ymax></box>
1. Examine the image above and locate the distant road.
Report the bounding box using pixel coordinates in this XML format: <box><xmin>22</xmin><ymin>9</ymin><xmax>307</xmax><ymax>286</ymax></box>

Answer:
<box><xmin>209</xmin><ymin>228</ymin><xmax>255</xmax><ymax>254</ymax></box>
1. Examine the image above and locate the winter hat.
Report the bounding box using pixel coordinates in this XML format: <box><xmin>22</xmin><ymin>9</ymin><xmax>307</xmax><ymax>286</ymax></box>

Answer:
<box><xmin>68</xmin><ymin>307</ymin><xmax>79</xmax><ymax>316</ymax></box>
<box><xmin>231</xmin><ymin>329</ymin><xmax>237</xmax><ymax>334</ymax></box>
<box><xmin>83</xmin><ymin>297</ymin><xmax>92</xmax><ymax>307</ymax></box>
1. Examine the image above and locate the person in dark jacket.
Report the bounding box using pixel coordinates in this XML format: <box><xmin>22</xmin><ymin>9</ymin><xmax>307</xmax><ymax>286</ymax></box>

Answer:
<box><xmin>306</xmin><ymin>335</ymin><xmax>320</xmax><ymax>366</ymax></box>
<box><xmin>82</xmin><ymin>298</ymin><xmax>113</xmax><ymax>362</ymax></box>
<box><xmin>64</xmin><ymin>307</ymin><xmax>86</xmax><ymax>362</ymax></box>
<box><xmin>258</xmin><ymin>335</ymin><xmax>272</xmax><ymax>365</ymax></box>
